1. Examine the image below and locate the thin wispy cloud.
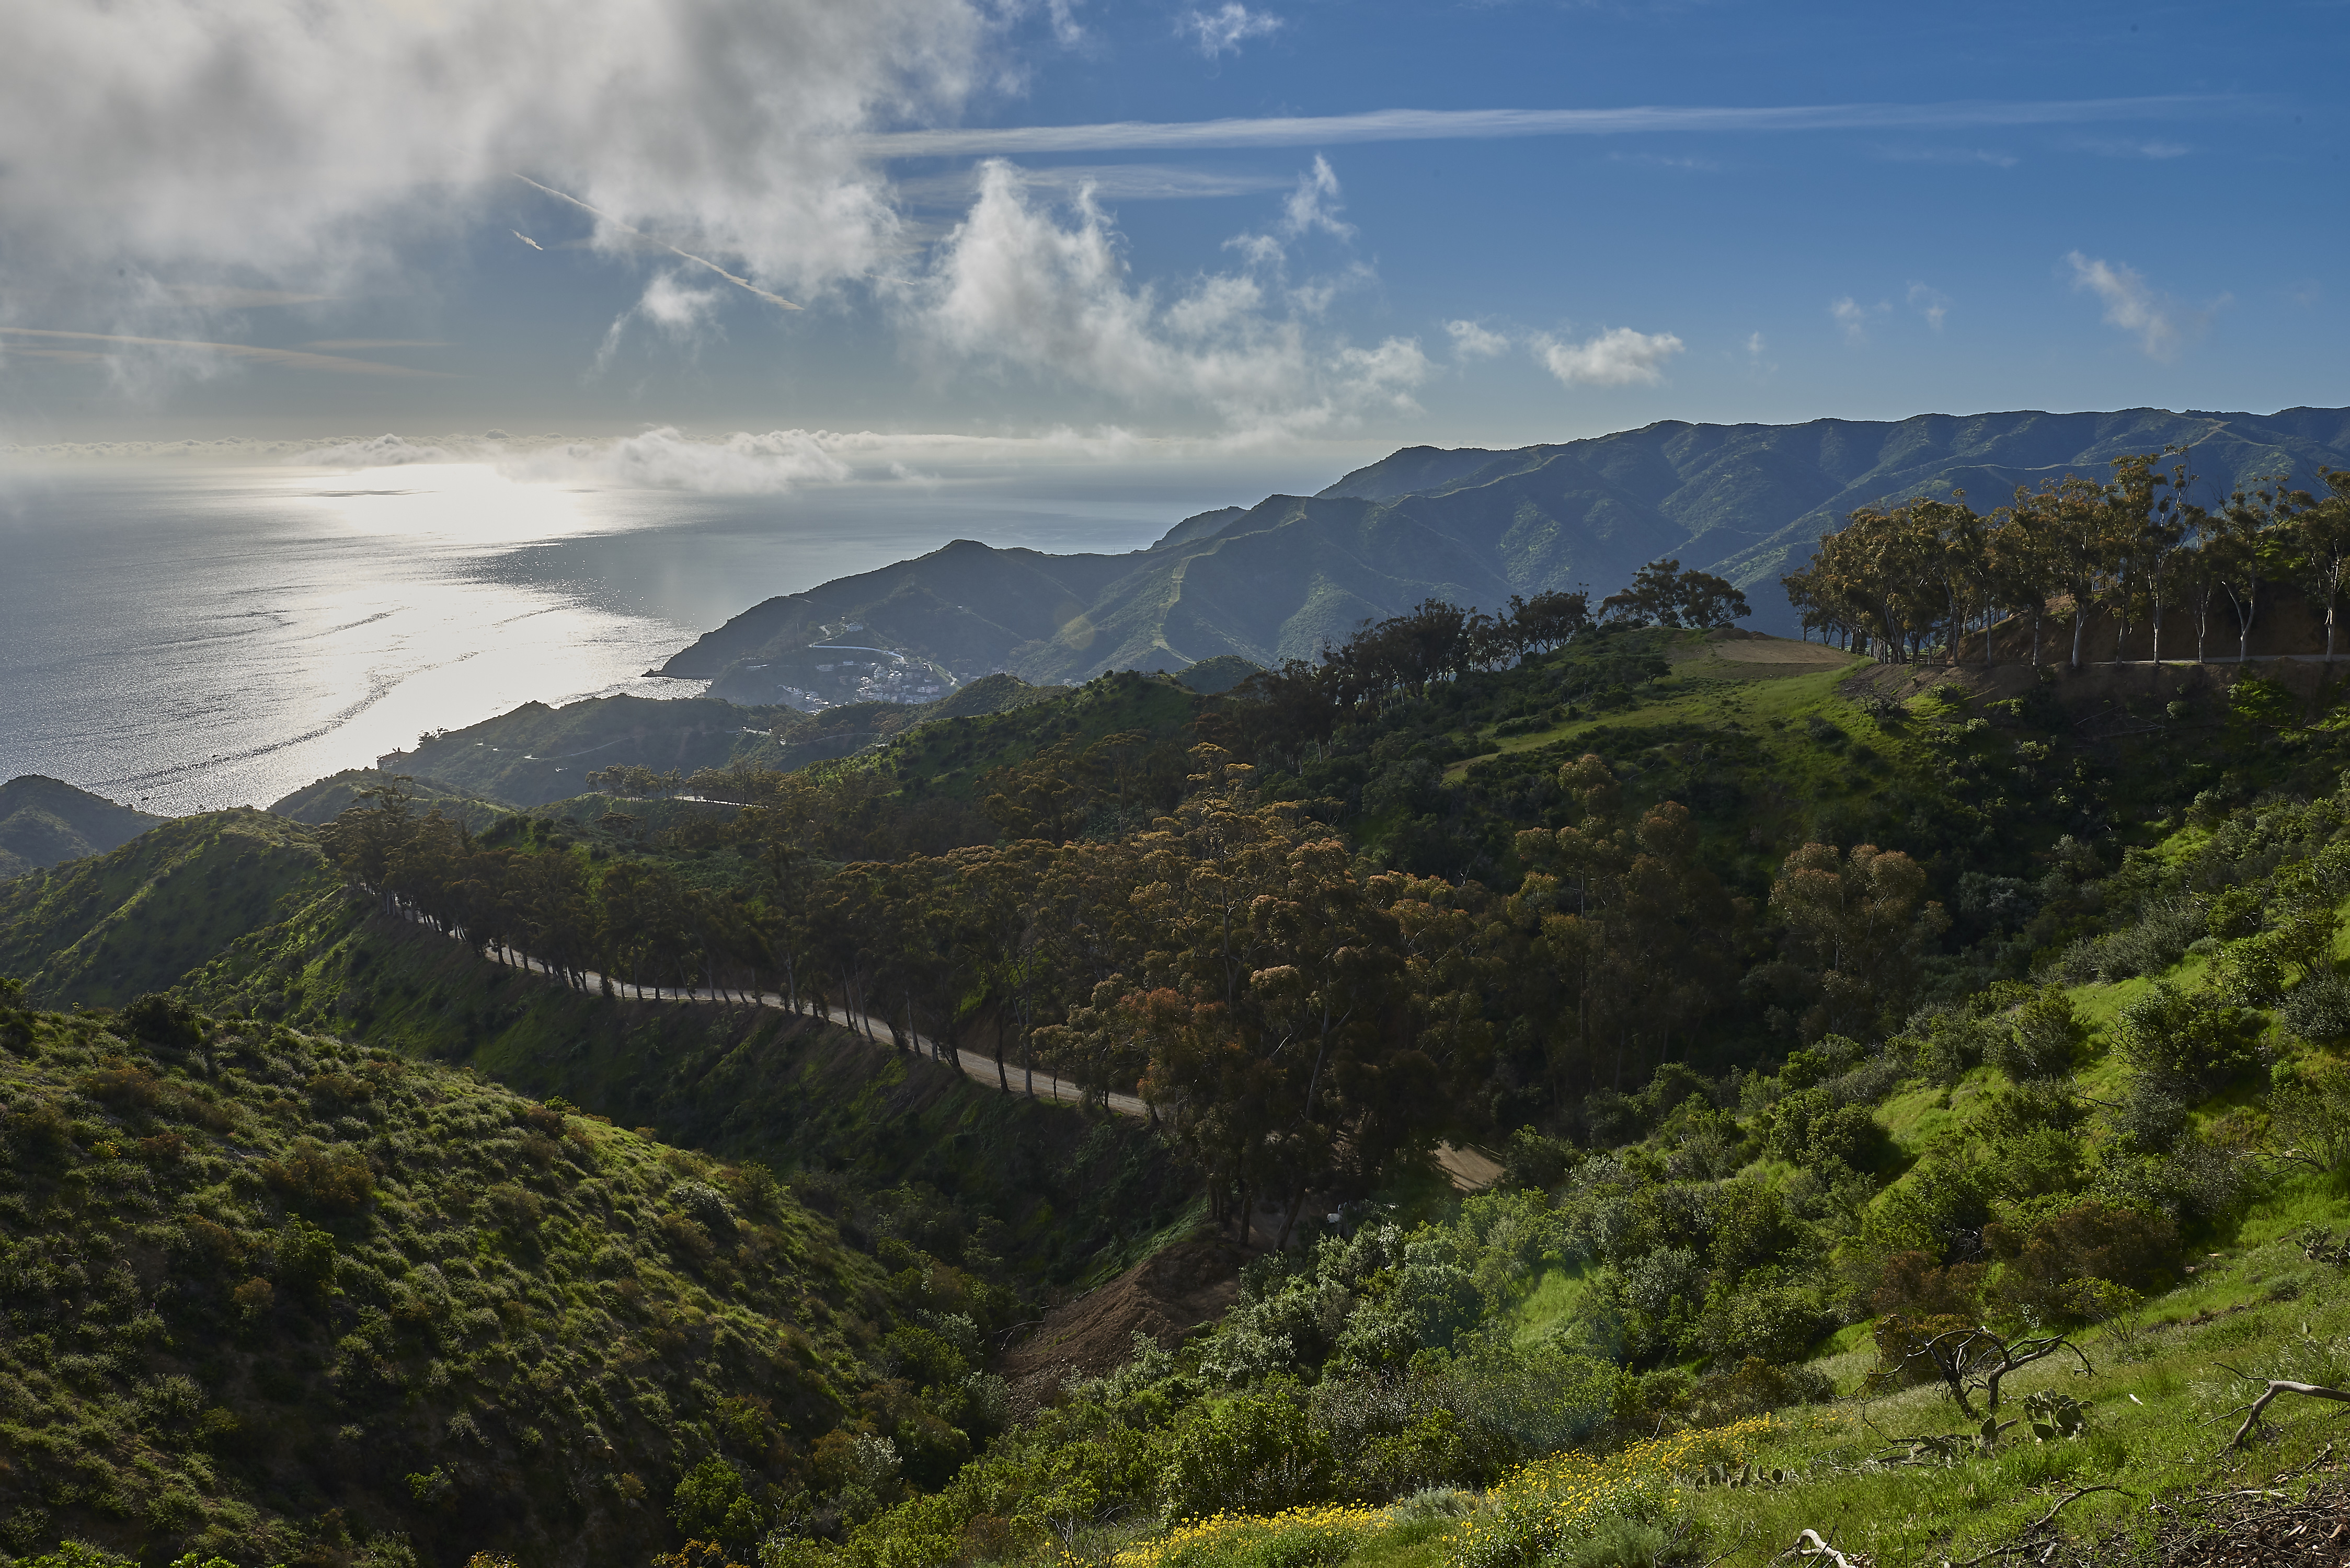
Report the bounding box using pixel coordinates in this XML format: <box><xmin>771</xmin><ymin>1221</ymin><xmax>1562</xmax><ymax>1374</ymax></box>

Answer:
<box><xmin>2064</xmin><ymin>250</ymin><xmax>2217</xmax><ymax>360</ymax></box>
<box><xmin>2072</xmin><ymin>136</ymin><xmax>2190</xmax><ymax>159</ymax></box>
<box><xmin>1181</xmin><ymin>3</ymin><xmax>1282</xmax><ymax>59</ymax></box>
<box><xmin>1907</xmin><ymin>283</ymin><xmax>1950</xmax><ymax>330</ymax></box>
<box><xmin>0</xmin><ymin>327</ymin><xmax>450</xmax><ymax>378</ymax></box>
<box><xmin>1534</xmin><ymin>327</ymin><xmax>1683</xmax><ymax>387</ymax></box>
<box><xmin>1280</xmin><ymin>157</ymin><xmax>1353</xmax><ymax>240</ymax></box>
<box><xmin>1829</xmin><ymin>296</ymin><xmax>1888</xmax><ymax>344</ymax></box>
<box><xmin>1876</xmin><ymin>146</ymin><xmax>2019</xmax><ymax>168</ymax></box>
<box><xmin>858</xmin><ymin>95</ymin><xmax>2229</xmax><ymax>159</ymax></box>
<box><xmin>164</xmin><ymin>285</ymin><xmax>337</xmax><ymax>309</ymax></box>
<box><xmin>893</xmin><ymin>165</ymin><xmax>1293</xmax><ymax>204</ymax></box>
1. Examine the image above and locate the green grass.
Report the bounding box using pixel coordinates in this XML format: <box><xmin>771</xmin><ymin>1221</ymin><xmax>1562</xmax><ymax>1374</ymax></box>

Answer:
<box><xmin>1508</xmin><ymin>1266</ymin><xmax>1597</xmax><ymax>1348</ymax></box>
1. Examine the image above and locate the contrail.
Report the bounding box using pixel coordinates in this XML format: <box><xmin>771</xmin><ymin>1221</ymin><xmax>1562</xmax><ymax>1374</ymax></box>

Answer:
<box><xmin>0</xmin><ymin>326</ymin><xmax>449</xmax><ymax>377</ymax></box>
<box><xmin>512</xmin><ymin>230</ymin><xmax>544</xmax><ymax>250</ymax></box>
<box><xmin>856</xmin><ymin>94</ymin><xmax>2234</xmax><ymax>158</ymax></box>
<box><xmin>513</xmin><ymin>176</ymin><xmax>800</xmax><ymax>310</ymax></box>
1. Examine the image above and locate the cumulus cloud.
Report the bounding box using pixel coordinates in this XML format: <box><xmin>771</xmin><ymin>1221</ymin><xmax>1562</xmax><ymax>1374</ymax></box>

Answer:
<box><xmin>1534</xmin><ymin>327</ymin><xmax>1684</xmax><ymax>388</ymax></box>
<box><xmin>907</xmin><ymin>160</ymin><xmax>1426</xmax><ymax>436</ymax></box>
<box><xmin>1446</xmin><ymin>320</ymin><xmax>1512</xmax><ymax>361</ymax></box>
<box><xmin>2064</xmin><ymin>250</ymin><xmax>2215</xmax><ymax>360</ymax></box>
<box><xmin>1180</xmin><ymin>3</ymin><xmax>1283</xmax><ymax>59</ymax></box>
<box><xmin>301</xmin><ymin>434</ymin><xmax>463</xmax><ymax>467</ymax></box>
<box><xmin>0</xmin><ymin>0</ymin><xmax>990</xmax><ymax>317</ymax></box>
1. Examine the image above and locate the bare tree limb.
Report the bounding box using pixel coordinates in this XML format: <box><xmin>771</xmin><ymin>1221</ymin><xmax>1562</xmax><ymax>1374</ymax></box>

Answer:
<box><xmin>2221</xmin><ymin>1375</ymin><xmax>2350</xmax><ymax>1449</ymax></box>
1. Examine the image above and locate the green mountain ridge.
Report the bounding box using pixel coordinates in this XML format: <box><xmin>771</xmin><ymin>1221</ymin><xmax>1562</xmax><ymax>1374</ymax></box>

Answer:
<box><xmin>0</xmin><ymin>776</ymin><xmax>163</xmax><ymax>880</ymax></box>
<box><xmin>657</xmin><ymin>405</ymin><xmax>2350</xmax><ymax>701</ymax></box>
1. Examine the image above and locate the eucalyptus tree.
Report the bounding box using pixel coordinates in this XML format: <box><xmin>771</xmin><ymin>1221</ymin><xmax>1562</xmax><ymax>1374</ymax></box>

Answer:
<box><xmin>2210</xmin><ymin>476</ymin><xmax>2295</xmax><ymax>662</ymax></box>
<box><xmin>2288</xmin><ymin>469</ymin><xmax>2350</xmax><ymax>659</ymax></box>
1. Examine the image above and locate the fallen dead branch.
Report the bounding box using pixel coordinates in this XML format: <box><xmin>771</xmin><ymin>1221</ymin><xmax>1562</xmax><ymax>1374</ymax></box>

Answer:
<box><xmin>1939</xmin><ymin>1485</ymin><xmax>2134</xmax><ymax>1566</ymax></box>
<box><xmin>2218</xmin><ymin>1369</ymin><xmax>2350</xmax><ymax>1450</ymax></box>
<box><xmin>1774</xmin><ymin>1527</ymin><xmax>1871</xmax><ymax>1567</ymax></box>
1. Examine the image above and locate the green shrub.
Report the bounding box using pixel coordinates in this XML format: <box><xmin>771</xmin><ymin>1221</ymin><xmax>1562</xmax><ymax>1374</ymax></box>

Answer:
<box><xmin>2281</xmin><ymin>972</ymin><xmax>2350</xmax><ymax>1043</ymax></box>
<box><xmin>1985</xmin><ymin>989</ymin><xmax>2083</xmax><ymax>1080</ymax></box>
<box><xmin>1161</xmin><ymin>1387</ymin><xmax>1336</xmax><ymax>1519</ymax></box>
<box><xmin>259</xmin><ymin>1142</ymin><xmax>374</xmax><ymax>1215</ymax></box>
<box><xmin>1984</xmin><ymin>1201</ymin><xmax>2177</xmax><ymax>1324</ymax></box>
<box><xmin>2112</xmin><ymin>982</ymin><xmax>2264</xmax><ymax>1090</ymax></box>
<box><xmin>121</xmin><ymin>993</ymin><xmax>206</xmax><ymax>1050</ymax></box>
<box><xmin>672</xmin><ymin>1455</ymin><xmax>764</xmax><ymax>1548</ymax></box>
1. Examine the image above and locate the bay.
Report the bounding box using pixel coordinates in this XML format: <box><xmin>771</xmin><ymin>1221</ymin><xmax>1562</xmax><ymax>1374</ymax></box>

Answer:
<box><xmin>0</xmin><ymin>462</ymin><xmax>1240</xmax><ymax>815</ymax></box>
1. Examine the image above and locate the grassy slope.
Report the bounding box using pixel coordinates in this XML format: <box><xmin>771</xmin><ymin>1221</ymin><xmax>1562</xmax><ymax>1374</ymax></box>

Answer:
<box><xmin>0</xmin><ymin>777</ymin><xmax>165</xmax><ymax>881</ymax></box>
<box><xmin>268</xmin><ymin>771</ymin><xmax>516</xmax><ymax>832</ymax></box>
<box><xmin>0</xmin><ymin>999</ymin><xmax>898</xmax><ymax>1568</ymax></box>
<box><xmin>0</xmin><ymin>811</ymin><xmax>331</xmax><ymax>1008</ymax></box>
<box><xmin>1057</xmin><ymin>802</ymin><xmax>2350</xmax><ymax>1567</ymax></box>
<box><xmin>391</xmin><ymin>696</ymin><xmax>789</xmax><ymax>808</ymax></box>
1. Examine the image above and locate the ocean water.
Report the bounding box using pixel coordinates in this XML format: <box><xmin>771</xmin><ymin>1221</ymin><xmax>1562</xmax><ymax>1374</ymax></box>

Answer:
<box><xmin>0</xmin><ymin>462</ymin><xmax>1240</xmax><ymax>815</ymax></box>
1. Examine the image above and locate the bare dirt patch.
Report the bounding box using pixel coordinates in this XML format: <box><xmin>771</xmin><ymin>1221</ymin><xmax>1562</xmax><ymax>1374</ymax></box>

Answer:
<box><xmin>1674</xmin><ymin>627</ymin><xmax>1858</xmax><ymax>677</ymax></box>
<box><xmin>994</xmin><ymin>1237</ymin><xmax>1250</xmax><ymax>1410</ymax></box>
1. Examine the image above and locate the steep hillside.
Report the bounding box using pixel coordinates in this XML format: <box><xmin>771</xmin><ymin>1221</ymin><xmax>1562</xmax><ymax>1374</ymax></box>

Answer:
<box><xmin>654</xmin><ymin>405</ymin><xmax>2350</xmax><ymax>695</ymax></box>
<box><xmin>270</xmin><ymin>770</ymin><xmax>515</xmax><ymax>831</ymax></box>
<box><xmin>0</xmin><ymin>814</ymin><xmax>1193</xmax><ymax>1289</ymax></box>
<box><xmin>373</xmin><ymin>695</ymin><xmax>790</xmax><ymax>808</ymax></box>
<box><xmin>0</xmin><ymin>810</ymin><xmax>330</xmax><ymax>1006</ymax></box>
<box><xmin>176</xmin><ymin>881</ymin><xmax>1196</xmax><ymax>1286</ymax></box>
<box><xmin>794</xmin><ymin>773</ymin><xmax>2350</xmax><ymax>1568</ymax></box>
<box><xmin>0</xmin><ymin>775</ymin><xmax>163</xmax><ymax>879</ymax></box>
<box><xmin>0</xmin><ymin>990</ymin><xmax>933</xmax><ymax>1568</ymax></box>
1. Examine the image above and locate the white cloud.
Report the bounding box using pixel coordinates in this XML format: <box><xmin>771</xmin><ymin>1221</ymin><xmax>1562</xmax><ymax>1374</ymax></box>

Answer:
<box><xmin>2073</xmin><ymin>136</ymin><xmax>2189</xmax><ymax>159</ymax></box>
<box><xmin>597</xmin><ymin>271</ymin><xmax>728</xmax><ymax>370</ymax></box>
<box><xmin>1876</xmin><ymin>146</ymin><xmax>2018</xmax><ymax>168</ymax></box>
<box><xmin>895</xmin><ymin>165</ymin><xmax>1292</xmax><ymax>204</ymax></box>
<box><xmin>1746</xmin><ymin>332</ymin><xmax>1767</xmax><ymax>357</ymax></box>
<box><xmin>1829</xmin><ymin>295</ymin><xmax>1888</xmax><ymax>345</ymax></box>
<box><xmin>0</xmin><ymin>325</ymin><xmax>447</xmax><ymax>381</ymax></box>
<box><xmin>1533</xmin><ymin>327</ymin><xmax>1684</xmax><ymax>388</ymax></box>
<box><xmin>1180</xmin><ymin>3</ymin><xmax>1283</xmax><ymax>59</ymax></box>
<box><xmin>1447</xmin><ymin>320</ymin><xmax>1511</xmax><ymax>361</ymax></box>
<box><xmin>1907</xmin><ymin>282</ymin><xmax>1950</xmax><ymax>330</ymax></box>
<box><xmin>502</xmin><ymin>428</ymin><xmax>855</xmax><ymax>492</ymax></box>
<box><xmin>860</xmin><ymin>94</ymin><xmax>2229</xmax><ymax>159</ymax></box>
<box><xmin>0</xmin><ymin>0</ymin><xmax>991</xmax><ymax>318</ymax></box>
<box><xmin>301</xmin><ymin>434</ymin><xmax>462</xmax><ymax>467</ymax></box>
<box><xmin>1280</xmin><ymin>156</ymin><xmax>1354</xmax><ymax>240</ymax></box>
<box><xmin>2064</xmin><ymin>250</ymin><xmax>2214</xmax><ymax>360</ymax></box>
<box><xmin>905</xmin><ymin>160</ymin><xmax>1424</xmax><ymax>436</ymax></box>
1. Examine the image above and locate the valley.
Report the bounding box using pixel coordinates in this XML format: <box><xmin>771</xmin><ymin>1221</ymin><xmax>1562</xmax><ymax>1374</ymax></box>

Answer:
<box><xmin>13</xmin><ymin>424</ymin><xmax>2350</xmax><ymax>1568</ymax></box>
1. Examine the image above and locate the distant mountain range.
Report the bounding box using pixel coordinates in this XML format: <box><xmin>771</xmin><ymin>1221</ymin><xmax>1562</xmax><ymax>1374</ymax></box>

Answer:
<box><xmin>659</xmin><ymin>405</ymin><xmax>2350</xmax><ymax>701</ymax></box>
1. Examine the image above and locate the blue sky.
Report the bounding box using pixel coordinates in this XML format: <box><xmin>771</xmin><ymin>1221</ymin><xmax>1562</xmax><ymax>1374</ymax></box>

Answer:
<box><xmin>2</xmin><ymin>0</ymin><xmax>2342</xmax><ymax>476</ymax></box>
